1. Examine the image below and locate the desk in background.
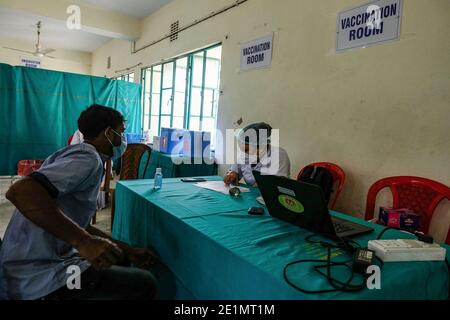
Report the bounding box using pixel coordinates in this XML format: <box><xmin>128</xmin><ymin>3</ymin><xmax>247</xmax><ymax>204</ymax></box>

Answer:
<box><xmin>140</xmin><ymin>150</ymin><xmax>217</xmax><ymax>179</ymax></box>
<box><xmin>112</xmin><ymin>176</ymin><xmax>449</xmax><ymax>300</ymax></box>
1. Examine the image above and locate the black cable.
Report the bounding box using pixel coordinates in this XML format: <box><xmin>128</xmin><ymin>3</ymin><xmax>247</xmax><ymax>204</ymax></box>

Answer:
<box><xmin>285</xmin><ymin>226</ymin><xmax>448</xmax><ymax>296</ymax></box>
<box><xmin>304</xmin><ymin>233</ymin><xmax>362</xmax><ymax>256</ymax></box>
<box><xmin>283</xmin><ymin>233</ymin><xmax>378</xmax><ymax>294</ymax></box>
<box><xmin>376</xmin><ymin>226</ymin><xmax>434</xmax><ymax>244</ymax></box>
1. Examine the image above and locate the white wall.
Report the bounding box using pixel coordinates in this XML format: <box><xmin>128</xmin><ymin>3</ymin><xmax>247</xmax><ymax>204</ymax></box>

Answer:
<box><xmin>0</xmin><ymin>37</ymin><xmax>92</xmax><ymax>74</ymax></box>
<box><xmin>91</xmin><ymin>0</ymin><xmax>450</xmax><ymax>241</ymax></box>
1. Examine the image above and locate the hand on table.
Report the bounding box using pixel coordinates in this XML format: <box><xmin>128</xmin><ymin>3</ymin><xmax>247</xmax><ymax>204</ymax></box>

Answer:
<box><xmin>224</xmin><ymin>171</ymin><xmax>240</xmax><ymax>186</ymax></box>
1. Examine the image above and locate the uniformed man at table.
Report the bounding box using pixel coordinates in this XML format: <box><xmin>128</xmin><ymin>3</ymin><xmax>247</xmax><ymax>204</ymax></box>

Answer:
<box><xmin>224</xmin><ymin>122</ymin><xmax>291</xmax><ymax>186</ymax></box>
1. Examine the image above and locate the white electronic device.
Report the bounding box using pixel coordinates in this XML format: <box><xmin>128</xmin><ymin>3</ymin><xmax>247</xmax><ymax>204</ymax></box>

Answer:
<box><xmin>368</xmin><ymin>239</ymin><xmax>446</xmax><ymax>262</ymax></box>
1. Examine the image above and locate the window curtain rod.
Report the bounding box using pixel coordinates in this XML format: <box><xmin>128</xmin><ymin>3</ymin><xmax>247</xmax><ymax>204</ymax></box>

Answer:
<box><xmin>131</xmin><ymin>0</ymin><xmax>249</xmax><ymax>54</ymax></box>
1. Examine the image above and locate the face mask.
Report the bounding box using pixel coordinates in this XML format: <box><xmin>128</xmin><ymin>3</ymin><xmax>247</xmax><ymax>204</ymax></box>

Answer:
<box><xmin>236</xmin><ymin>129</ymin><xmax>270</xmax><ymax>166</ymax></box>
<box><xmin>237</xmin><ymin>147</ymin><xmax>258</xmax><ymax>165</ymax></box>
<box><xmin>105</xmin><ymin>129</ymin><xmax>127</xmax><ymax>161</ymax></box>
<box><xmin>99</xmin><ymin>152</ymin><xmax>111</xmax><ymax>163</ymax></box>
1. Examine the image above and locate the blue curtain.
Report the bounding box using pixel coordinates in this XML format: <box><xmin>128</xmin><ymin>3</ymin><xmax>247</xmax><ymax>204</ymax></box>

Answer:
<box><xmin>0</xmin><ymin>63</ymin><xmax>142</xmax><ymax>175</ymax></box>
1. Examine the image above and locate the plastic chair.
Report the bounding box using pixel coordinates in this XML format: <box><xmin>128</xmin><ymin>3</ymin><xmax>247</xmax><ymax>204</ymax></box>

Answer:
<box><xmin>297</xmin><ymin>162</ymin><xmax>346</xmax><ymax>209</ymax></box>
<box><xmin>67</xmin><ymin>135</ymin><xmax>74</xmax><ymax>146</ymax></box>
<box><xmin>111</xmin><ymin>144</ymin><xmax>152</xmax><ymax>228</ymax></box>
<box><xmin>365</xmin><ymin>176</ymin><xmax>450</xmax><ymax>244</ymax></box>
<box><xmin>91</xmin><ymin>159</ymin><xmax>112</xmax><ymax>225</ymax></box>
<box><xmin>120</xmin><ymin>144</ymin><xmax>152</xmax><ymax>180</ymax></box>
<box><xmin>17</xmin><ymin>160</ymin><xmax>44</xmax><ymax>176</ymax></box>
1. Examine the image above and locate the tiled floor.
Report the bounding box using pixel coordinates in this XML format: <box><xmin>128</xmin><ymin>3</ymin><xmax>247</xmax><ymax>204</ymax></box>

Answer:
<box><xmin>0</xmin><ymin>201</ymin><xmax>112</xmax><ymax>239</ymax></box>
<box><xmin>0</xmin><ymin>202</ymin><xmax>14</xmax><ymax>239</ymax></box>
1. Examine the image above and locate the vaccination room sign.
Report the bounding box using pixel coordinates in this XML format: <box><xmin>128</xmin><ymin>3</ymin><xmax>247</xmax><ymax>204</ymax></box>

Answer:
<box><xmin>20</xmin><ymin>57</ymin><xmax>41</xmax><ymax>68</ymax></box>
<box><xmin>240</xmin><ymin>34</ymin><xmax>273</xmax><ymax>71</ymax></box>
<box><xmin>336</xmin><ymin>0</ymin><xmax>402</xmax><ymax>52</ymax></box>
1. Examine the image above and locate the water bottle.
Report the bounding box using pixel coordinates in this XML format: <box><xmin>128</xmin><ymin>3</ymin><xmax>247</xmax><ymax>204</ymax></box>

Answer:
<box><xmin>154</xmin><ymin>168</ymin><xmax>163</xmax><ymax>190</ymax></box>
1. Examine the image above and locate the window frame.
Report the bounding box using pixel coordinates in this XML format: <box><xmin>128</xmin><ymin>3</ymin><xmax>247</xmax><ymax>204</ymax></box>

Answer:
<box><xmin>114</xmin><ymin>72</ymin><xmax>135</xmax><ymax>83</ymax></box>
<box><xmin>140</xmin><ymin>43</ymin><xmax>222</xmax><ymax>139</ymax></box>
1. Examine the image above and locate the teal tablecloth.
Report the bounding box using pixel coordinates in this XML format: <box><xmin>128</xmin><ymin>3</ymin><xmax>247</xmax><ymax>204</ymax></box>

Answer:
<box><xmin>112</xmin><ymin>176</ymin><xmax>450</xmax><ymax>300</ymax></box>
<box><xmin>140</xmin><ymin>150</ymin><xmax>217</xmax><ymax>179</ymax></box>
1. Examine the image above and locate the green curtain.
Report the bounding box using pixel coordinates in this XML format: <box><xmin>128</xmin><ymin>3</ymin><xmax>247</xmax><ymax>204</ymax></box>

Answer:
<box><xmin>0</xmin><ymin>63</ymin><xmax>142</xmax><ymax>175</ymax></box>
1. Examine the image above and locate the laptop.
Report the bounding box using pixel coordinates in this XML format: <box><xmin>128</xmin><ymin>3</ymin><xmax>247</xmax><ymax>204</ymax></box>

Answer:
<box><xmin>253</xmin><ymin>171</ymin><xmax>373</xmax><ymax>238</ymax></box>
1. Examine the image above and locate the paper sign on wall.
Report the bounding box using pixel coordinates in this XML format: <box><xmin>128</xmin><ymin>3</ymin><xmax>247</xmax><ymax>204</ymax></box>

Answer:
<box><xmin>240</xmin><ymin>34</ymin><xmax>273</xmax><ymax>71</ymax></box>
<box><xmin>336</xmin><ymin>0</ymin><xmax>402</xmax><ymax>52</ymax></box>
<box><xmin>21</xmin><ymin>57</ymin><xmax>41</xmax><ymax>68</ymax></box>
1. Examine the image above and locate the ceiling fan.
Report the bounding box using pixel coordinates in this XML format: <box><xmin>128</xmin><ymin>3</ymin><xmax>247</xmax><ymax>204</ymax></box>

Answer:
<box><xmin>2</xmin><ymin>21</ymin><xmax>56</xmax><ymax>58</ymax></box>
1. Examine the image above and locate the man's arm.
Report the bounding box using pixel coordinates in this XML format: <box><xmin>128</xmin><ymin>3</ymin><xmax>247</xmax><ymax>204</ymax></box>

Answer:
<box><xmin>6</xmin><ymin>177</ymin><xmax>123</xmax><ymax>269</ymax></box>
<box><xmin>86</xmin><ymin>224</ymin><xmax>111</xmax><ymax>239</ymax></box>
<box><xmin>86</xmin><ymin>225</ymin><xmax>131</xmax><ymax>252</ymax></box>
<box><xmin>7</xmin><ymin>177</ymin><xmax>91</xmax><ymax>246</ymax></box>
<box><xmin>86</xmin><ymin>224</ymin><xmax>160</xmax><ymax>268</ymax></box>
<box><xmin>276</xmin><ymin>149</ymin><xmax>291</xmax><ymax>178</ymax></box>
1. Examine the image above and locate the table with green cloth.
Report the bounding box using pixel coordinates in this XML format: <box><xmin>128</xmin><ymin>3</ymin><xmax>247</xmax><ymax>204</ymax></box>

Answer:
<box><xmin>140</xmin><ymin>150</ymin><xmax>217</xmax><ymax>179</ymax></box>
<box><xmin>112</xmin><ymin>176</ymin><xmax>450</xmax><ymax>300</ymax></box>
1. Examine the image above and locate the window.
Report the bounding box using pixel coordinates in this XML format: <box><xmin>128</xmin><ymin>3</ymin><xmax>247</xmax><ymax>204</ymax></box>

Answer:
<box><xmin>141</xmin><ymin>44</ymin><xmax>222</xmax><ymax>146</ymax></box>
<box><xmin>115</xmin><ymin>72</ymin><xmax>135</xmax><ymax>83</ymax></box>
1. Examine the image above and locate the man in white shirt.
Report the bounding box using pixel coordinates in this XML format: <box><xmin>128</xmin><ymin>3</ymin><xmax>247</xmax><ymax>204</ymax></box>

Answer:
<box><xmin>224</xmin><ymin>122</ymin><xmax>291</xmax><ymax>186</ymax></box>
<box><xmin>70</xmin><ymin>130</ymin><xmax>84</xmax><ymax>145</ymax></box>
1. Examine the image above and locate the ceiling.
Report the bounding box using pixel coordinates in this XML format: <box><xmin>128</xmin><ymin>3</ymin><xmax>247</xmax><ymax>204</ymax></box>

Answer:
<box><xmin>0</xmin><ymin>7</ymin><xmax>111</xmax><ymax>52</ymax></box>
<box><xmin>76</xmin><ymin>0</ymin><xmax>172</xmax><ymax>19</ymax></box>
<box><xmin>0</xmin><ymin>0</ymin><xmax>173</xmax><ymax>53</ymax></box>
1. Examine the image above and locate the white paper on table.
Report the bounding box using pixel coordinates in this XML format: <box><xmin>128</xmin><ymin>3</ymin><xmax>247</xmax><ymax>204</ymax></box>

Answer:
<box><xmin>194</xmin><ymin>181</ymin><xmax>250</xmax><ymax>195</ymax></box>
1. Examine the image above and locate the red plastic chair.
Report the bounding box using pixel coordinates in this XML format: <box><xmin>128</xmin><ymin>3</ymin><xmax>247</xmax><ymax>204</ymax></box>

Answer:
<box><xmin>67</xmin><ymin>135</ymin><xmax>74</xmax><ymax>145</ymax></box>
<box><xmin>365</xmin><ymin>176</ymin><xmax>450</xmax><ymax>244</ymax></box>
<box><xmin>17</xmin><ymin>160</ymin><xmax>44</xmax><ymax>176</ymax></box>
<box><xmin>297</xmin><ymin>162</ymin><xmax>346</xmax><ymax>209</ymax></box>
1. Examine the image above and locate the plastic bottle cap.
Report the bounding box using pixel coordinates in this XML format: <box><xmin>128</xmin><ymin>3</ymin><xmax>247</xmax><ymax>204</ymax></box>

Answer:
<box><xmin>156</xmin><ymin>168</ymin><xmax>162</xmax><ymax>174</ymax></box>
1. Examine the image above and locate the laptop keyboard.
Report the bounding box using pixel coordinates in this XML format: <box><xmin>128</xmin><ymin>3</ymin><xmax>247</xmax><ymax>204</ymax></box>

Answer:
<box><xmin>332</xmin><ymin>221</ymin><xmax>353</xmax><ymax>234</ymax></box>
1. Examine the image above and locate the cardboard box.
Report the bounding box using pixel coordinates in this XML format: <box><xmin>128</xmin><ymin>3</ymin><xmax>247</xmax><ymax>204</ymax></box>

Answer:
<box><xmin>378</xmin><ymin>207</ymin><xmax>422</xmax><ymax>231</ymax></box>
<box><xmin>183</xmin><ymin>130</ymin><xmax>211</xmax><ymax>158</ymax></box>
<box><xmin>159</xmin><ymin>128</ymin><xmax>185</xmax><ymax>155</ymax></box>
<box><xmin>125</xmin><ymin>133</ymin><xmax>142</xmax><ymax>144</ymax></box>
